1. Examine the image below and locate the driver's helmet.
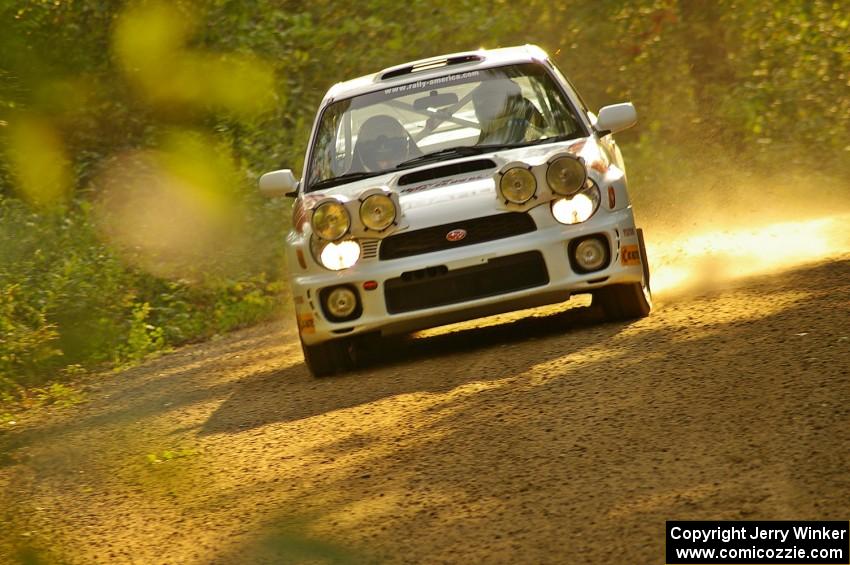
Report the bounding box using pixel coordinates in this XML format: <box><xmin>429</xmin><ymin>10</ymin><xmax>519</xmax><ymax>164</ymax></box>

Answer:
<box><xmin>356</xmin><ymin>115</ymin><xmax>412</xmax><ymax>171</ymax></box>
<box><xmin>471</xmin><ymin>78</ymin><xmax>523</xmax><ymax>134</ymax></box>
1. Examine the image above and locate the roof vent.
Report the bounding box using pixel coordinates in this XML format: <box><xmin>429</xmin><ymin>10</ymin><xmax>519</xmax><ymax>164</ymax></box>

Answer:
<box><xmin>380</xmin><ymin>54</ymin><xmax>483</xmax><ymax>81</ymax></box>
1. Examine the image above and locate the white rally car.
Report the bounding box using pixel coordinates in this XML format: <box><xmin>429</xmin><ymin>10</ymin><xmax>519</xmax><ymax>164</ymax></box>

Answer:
<box><xmin>261</xmin><ymin>45</ymin><xmax>652</xmax><ymax>376</ymax></box>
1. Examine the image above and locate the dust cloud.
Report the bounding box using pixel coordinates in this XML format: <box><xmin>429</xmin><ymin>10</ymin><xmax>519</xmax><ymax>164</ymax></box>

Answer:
<box><xmin>640</xmin><ymin>172</ymin><xmax>850</xmax><ymax>296</ymax></box>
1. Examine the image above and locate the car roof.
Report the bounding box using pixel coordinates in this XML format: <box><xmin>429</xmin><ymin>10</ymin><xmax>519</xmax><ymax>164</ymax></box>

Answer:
<box><xmin>324</xmin><ymin>44</ymin><xmax>551</xmax><ymax>102</ymax></box>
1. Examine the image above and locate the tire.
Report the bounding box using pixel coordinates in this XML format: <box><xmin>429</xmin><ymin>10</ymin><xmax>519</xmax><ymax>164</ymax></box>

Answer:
<box><xmin>300</xmin><ymin>337</ymin><xmax>353</xmax><ymax>378</ymax></box>
<box><xmin>593</xmin><ymin>228</ymin><xmax>653</xmax><ymax>321</ymax></box>
<box><xmin>593</xmin><ymin>281</ymin><xmax>652</xmax><ymax>321</ymax></box>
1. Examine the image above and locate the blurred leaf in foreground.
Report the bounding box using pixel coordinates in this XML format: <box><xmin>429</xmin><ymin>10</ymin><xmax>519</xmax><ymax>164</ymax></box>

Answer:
<box><xmin>3</xmin><ymin>116</ymin><xmax>71</xmax><ymax>209</ymax></box>
<box><xmin>113</xmin><ymin>1</ymin><xmax>275</xmax><ymax>118</ymax></box>
<box><xmin>93</xmin><ymin>130</ymin><xmax>249</xmax><ymax>282</ymax></box>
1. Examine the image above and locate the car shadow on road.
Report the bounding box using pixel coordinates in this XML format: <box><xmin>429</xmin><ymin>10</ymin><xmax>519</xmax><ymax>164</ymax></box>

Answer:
<box><xmin>208</xmin><ymin>258</ymin><xmax>850</xmax><ymax>564</ymax></box>
<box><xmin>198</xmin><ymin>300</ymin><xmax>622</xmax><ymax>435</ymax></box>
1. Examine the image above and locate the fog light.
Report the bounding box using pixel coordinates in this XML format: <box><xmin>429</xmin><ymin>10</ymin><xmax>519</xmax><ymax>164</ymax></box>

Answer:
<box><xmin>571</xmin><ymin>236</ymin><xmax>609</xmax><ymax>273</ymax></box>
<box><xmin>322</xmin><ymin>285</ymin><xmax>360</xmax><ymax>321</ymax></box>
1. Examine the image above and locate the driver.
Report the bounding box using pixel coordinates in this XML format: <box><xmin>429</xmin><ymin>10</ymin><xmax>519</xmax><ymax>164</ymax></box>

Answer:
<box><xmin>353</xmin><ymin>115</ymin><xmax>420</xmax><ymax>172</ymax></box>
<box><xmin>471</xmin><ymin>78</ymin><xmax>544</xmax><ymax>144</ymax></box>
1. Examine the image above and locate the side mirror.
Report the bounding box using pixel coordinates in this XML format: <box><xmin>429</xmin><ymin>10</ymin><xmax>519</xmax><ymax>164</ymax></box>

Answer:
<box><xmin>596</xmin><ymin>103</ymin><xmax>637</xmax><ymax>136</ymax></box>
<box><xmin>259</xmin><ymin>169</ymin><xmax>299</xmax><ymax>198</ymax></box>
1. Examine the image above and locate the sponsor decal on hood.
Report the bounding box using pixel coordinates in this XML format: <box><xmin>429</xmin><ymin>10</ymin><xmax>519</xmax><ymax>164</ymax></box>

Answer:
<box><xmin>400</xmin><ymin>173</ymin><xmax>491</xmax><ymax>194</ymax></box>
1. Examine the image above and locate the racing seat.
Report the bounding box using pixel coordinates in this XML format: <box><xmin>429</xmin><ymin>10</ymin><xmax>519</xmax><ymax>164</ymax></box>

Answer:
<box><xmin>350</xmin><ymin>115</ymin><xmax>422</xmax><ymax>173</ymax></box>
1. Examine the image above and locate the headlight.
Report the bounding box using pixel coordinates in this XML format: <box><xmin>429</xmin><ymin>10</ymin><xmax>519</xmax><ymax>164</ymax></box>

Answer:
<box><xmin>312</xmin><ymin>200</ymin><xmax>350</xmax><ymax>241</ymax></box>
<box><xmin>359</xmin><ymin>193</ymin><xmax>396</xmax><ymax>231</ymax></box>
<box><xmin>551</xmin><ymin>184</ymin><xmax>601</xmax><ymax>225</ymax></box>
<box><xmin>314</xmin><ymin>239</ymin><xmax>361</xmax><ymax>270</ymax></box>
<box><xmin>499</xmin><ymin>167</ymin><xmax>537</xmax><ymax>204</ymax></box>
<box><xmin>546</xmin><ymin>156</ymin><xmax>586</xmax><ymax>195</ymax></box>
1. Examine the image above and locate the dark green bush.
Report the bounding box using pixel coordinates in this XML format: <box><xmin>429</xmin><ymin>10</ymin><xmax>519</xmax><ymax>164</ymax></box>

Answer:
<box><xmin>0</xmin><ymin>195</ymin><xmax>286</xmax><ymax>394</ymax></box>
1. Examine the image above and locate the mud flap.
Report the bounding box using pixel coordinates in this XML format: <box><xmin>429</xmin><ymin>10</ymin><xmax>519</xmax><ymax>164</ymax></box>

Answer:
<box><xmin>637</xmin><ymin>228</ymin><xmax>651</xmax><ymax>288</ymax></box>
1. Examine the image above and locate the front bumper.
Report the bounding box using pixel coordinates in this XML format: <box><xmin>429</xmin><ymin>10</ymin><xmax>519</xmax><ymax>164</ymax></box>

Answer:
<box><xmin>291</xmin><ymin>206</ymin><xmax>644</xmax><ymax>345</ymax></box>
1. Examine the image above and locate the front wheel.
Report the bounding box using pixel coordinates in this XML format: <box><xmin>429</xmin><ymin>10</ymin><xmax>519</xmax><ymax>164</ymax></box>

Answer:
<box><xmin>593</xmin><ymin>280</ymin><xmax>652</xmax><ymax>321</ymax></box>
<box><xmin>300</xmin><ymin>337</ymin><xmax>353</xmax><ymax>378</ymax></box>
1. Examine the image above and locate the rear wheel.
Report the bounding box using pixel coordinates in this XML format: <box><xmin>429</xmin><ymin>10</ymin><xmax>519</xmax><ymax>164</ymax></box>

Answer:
<box><xmin>300</xmin><ymin>337</ymin><xmax>353</xmax><ymax>378</ymax></box>
<box><xmin>593</xmin><ymin>228</ymin><xmax>653</xmax><ymax>321</ymax></box>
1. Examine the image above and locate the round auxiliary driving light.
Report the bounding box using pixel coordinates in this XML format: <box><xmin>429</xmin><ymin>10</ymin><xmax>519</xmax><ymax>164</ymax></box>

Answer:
<box><xmin>324</xmin><ymin>286</ymin><xmax>358</xmax><ymax>320</ymax></box>
<box><xmin>499</xmin><ymin>167</ymin><xmax>537</xmax><ymax>204</ymax></box>
<box><xmin>546</xmin><ymin>156</ymin><xmax>586</xmax><ymax>195</ymax></box>
<box><xmin>573</xmin><ymin>237</ymin><xmax>609</xmax><ymax>272</ymax></box>
<box><xmin>359</xmin><ymin>193</ymin><xmax>396</xmax><ymax>231</ymax></box>
<box><xmin>318</xmin><ymin>239</ymin><xmax>361</xmax><ymax>271</ymax></box>
<box><xmin>312</xmin><ymin>200</ymin><xmax>350</xmax><ymax>241</ymax></box>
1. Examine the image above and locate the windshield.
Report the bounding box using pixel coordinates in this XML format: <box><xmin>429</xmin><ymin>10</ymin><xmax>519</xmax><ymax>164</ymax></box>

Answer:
<box><xmin>305</xmin><ymin>63</ymin><xmax>586</xmax><ymax>191</ymax></box>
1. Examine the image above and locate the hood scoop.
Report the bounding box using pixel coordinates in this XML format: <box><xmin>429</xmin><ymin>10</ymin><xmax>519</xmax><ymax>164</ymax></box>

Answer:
<box><xmin>397</xmin><ymin>159</ymin><xmax>496</xmax><ymax>186</ymax></box>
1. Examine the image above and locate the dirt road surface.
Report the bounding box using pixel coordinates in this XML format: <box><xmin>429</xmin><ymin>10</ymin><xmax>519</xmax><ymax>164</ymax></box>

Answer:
<box><xmin>2</xmin><ymin>221</ymin><xmax>849</xmax><ymax>563</ymax></box>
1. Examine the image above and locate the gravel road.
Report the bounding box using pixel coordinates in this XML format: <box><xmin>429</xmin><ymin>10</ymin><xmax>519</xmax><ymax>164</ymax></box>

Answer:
<box><xmin>2</xmin><ymin>228</ymin><xmax>849</xmax><ymax>563</ymax></box>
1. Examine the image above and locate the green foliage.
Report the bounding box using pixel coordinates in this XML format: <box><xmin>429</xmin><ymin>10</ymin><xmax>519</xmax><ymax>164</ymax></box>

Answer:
<box><xmin>0</xmin><ymin>283</ymin><xmax>62</xmax><ymax>390</ymax></box>
<box><xmin>120</xmin><ymin>303</ymin><xmax>166</xmax><ymax>364</ymax></box>
<box><xmin>0</xmin><ymin>195</ymin><xmax>284</xmax><ymax>396</ymax></box>
<box><xmin>30</xmin><ymin>382</ymin><xmax>87</xmax><ymax>408</ymax></box>
<box><xmin>721</xmin><ymin>1</ymin><xmax>850</xmax><ymax>158</ymax></box>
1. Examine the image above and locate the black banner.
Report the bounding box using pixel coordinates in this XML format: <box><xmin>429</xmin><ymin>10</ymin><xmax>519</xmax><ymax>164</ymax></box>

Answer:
<box><xmin>666</xmin><ymin>521</ymin><xmax>849</xmax><ymax>564</ymax></box>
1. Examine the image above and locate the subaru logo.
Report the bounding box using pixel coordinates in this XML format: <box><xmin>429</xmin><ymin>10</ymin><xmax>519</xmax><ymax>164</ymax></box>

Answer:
<box><xmin>446</xmin><ymin>229</ymin><xmax>467</xmax><ymax>242</ymax></box>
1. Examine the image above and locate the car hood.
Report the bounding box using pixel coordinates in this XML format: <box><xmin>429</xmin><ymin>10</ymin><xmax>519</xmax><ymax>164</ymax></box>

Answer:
<box><xmin>302</xmin><ymin>136</ymin><xmax>603</xmax><ymax>231</ymax></box>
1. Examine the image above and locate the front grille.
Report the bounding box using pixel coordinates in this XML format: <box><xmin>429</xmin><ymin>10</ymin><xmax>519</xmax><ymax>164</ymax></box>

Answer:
<box><xmin>379</xmin><ymin>212</ymin><xmax>536</xmax><ymax>261</ymax></box>
<box><xmin>360</xmin><ymin>239</ymin><xmax>380</xmax><ymax>260</ymax></box>
<box><xmin>384</xmin><ymin>251</ymin><xmax>549</xmax><ymax>314</ymax></box>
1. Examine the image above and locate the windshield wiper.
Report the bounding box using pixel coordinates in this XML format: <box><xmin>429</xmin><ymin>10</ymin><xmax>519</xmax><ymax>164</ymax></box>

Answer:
<box><xmin>394</xmin><ymin>146</ymin><xmax>496</xmax><ymax>169</ymax></box>
<box><xmin>395</xmin><ymin>135</ymin><xmax>585</xmax><ymax>170</ymax></box>
<box><xmin>308</xmin><ymin>170</ymin><xmax>384</xmax><ymax>192</ymax></box>
<box><xmin>523</xmin><ymin>133</ymin><xmax>583</xmax><ymax>146</ymax></box>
